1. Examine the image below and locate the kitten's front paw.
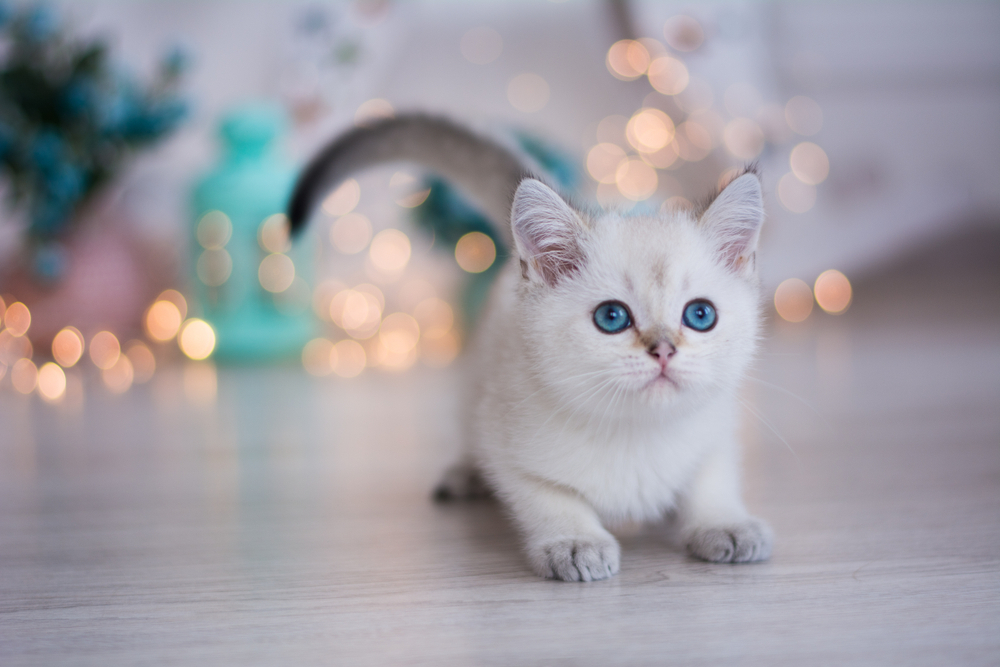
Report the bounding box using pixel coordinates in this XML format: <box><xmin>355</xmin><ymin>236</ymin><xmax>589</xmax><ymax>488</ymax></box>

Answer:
<box><xmin>529</xmin><ymin>537</ymin><xmax>621</xmax><ymax>582</ymax></box>
<box><xmin>686</xmin><ymin>517</ymin><xmax>773</xmax><ymax>563</ymax></box>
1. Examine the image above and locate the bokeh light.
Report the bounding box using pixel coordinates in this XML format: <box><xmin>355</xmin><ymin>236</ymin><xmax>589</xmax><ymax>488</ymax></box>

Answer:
<box><xmin>331</xmin><ymin>286</ymin><xmax>384</xmax><ymax>339</ymax></box>
<box><xmin>125</xmin><ymin>341</ymin><xmax>156</xmax><ymax>383</ymax></box>
<box><xmin>196</xmin><ymin>210</ymin><xmax>232</xmax><ymax>250</ymax></box>
<box><xmin>757</xmin><ymin>103</ymin><xmax>793</xmax><ymax>145</ymax></box>
<box><xmin>369</xmin><ymin>229</ymin><xmax>411</xmax><ymax>273</ymax></box>
<box><xmin>197</xmin><ymin>248</ymin><xmax>233</xmax><ymax>286</ymax></box>
<box><xmin>0</xmin><ymin>294</ymin><xmax>5</xmax><ymax>326</ymax></box>
<box><xmin>89</xmin><ymin>331</ymin><xmax>121</xmax><ymax>370</ymax></box>
<box><xmin>4</xmin><ymin>302</ymin><xmax>30</xmax><ymax>337</ymax></box>
<box><xmin>639</xmin><ymin>142</ymin><xmax>679</xmax><ymax>169</ymax></box>
<box><xmin>322</xmin><ymin>179</ymin><xmax>361</xmax><ymax>216</ymax></box>
<box><xmin>626</xmin><ymin>108</ymin><xmax>675</xmax><ymax>153</ymax></box>
<box><xmin>774</xmin><ymin>278</ymin><xmax>814</xmax><ymax>323</ymax></box>
<box><xmin>11</xmin><ymin>358</ymin><xmax>38</xmax><ymax>394</ymax></box>
<box><xmin>586</xmin><ymin>143</ymin><xmax>627</xmax><ymax>184</ymax></box>
<box><xmin>778</xmin><ymin>172</ymin><xmax>817</xmax><ymax>213</ymax></box>
<box><xmin>647</xmin><ymin>56</ymin><xmax>689</xmax><ymax>95</ymax></box>
<box><xmin>814</xmin><ymin>270</ymin><xmax>852</xmax><ymax>314</ymax></box>
<box><xmin>421</xmin><ymin>330</ymin><xmax>460</xmax><ymax>368</ymax></box>
<box><xmin>355</xmin><ymin>98</ymin><xmax>394</xmax><ymax>126</ymax></box>
<box><xmin>0</xmin><ymin>329</ymin><xmax>32</xmax><ymax>365</ymax></box>
<box><xmin>258</xmin><ymin>213</ymin><xmax>291</xmax><ymax>253</ymax></box>
<box><xmin>674</xmin><ymin>124</ymin><xmax>712</xmax><ymax>162</ymax></box>
<box><xmin>158</xmin><ymin>289</ymin><xmax>188</xmax><ymax>319</ymax></box>
<box><xmin>330</xmin><ymin>213</ymin><xmax>373</xmax><ymax>254</ymax></box>
<box><xmin>312</xmin><ymin>279</ymin><xmax>346</xmax><ymax>322</ymax></box>
<box><xmin>37</xmin><ymin>362</ymin><xmax>66</xmax><ymax>402</ymax></box>
<box><xmin>102</xmin><ymin>355</ymin><xmax>134</xmax><ymax>394</ymax></box>
<box><xmin>723</xmin><ymin>118</ymin><xmax>764</xmax><ymax>160</ymax></box>
<box><xmin>682</xmin><ymin>119</ymin><xmax>714</xmax><ymax>151</ymax></box>
<box><xmin>785</xmin><ymin>96</ymin><xmax>823</xmax><ymax>136</ymax></box>
<box><xmin>606</xmin><ymin>39</ymin><xmax>650</xmax><ymax>80</ymax></box>
<box><xmin>455</xmin><ymin>232</ymin><xmax>497</xmax><ymax>273</ymax></box>
<box><xmin>259</xmin><ymin>253</ymin><xmax>296</xmax><ymax>293</ymax></box>
<box><xmin>52</xmin><ymin>326</ymin><xmax>85</xmax><ymax>367</ymax></box>
<box><xmin>595</xmin><ymin>114</ymin><xmax>628</xmax><ymax>144</ymax></box>
<box><xmin>146</xmin><ymin>300</ymin><xmax>183</xmax><ymax>342</ymax></box>
<box><xmin>507</xmin><ymin>73</ymin><xmax>550</xmax><ymax>113</ymax></box>
<box><xmin>790</xmin><ymin>142</ymin><xmax>830</xmax><ymax>185</ymax></box>
<box><xmin>390</xmin><ymin>172</ymin><xmax>432</xmax><ymax>208</ymax></box>
<box><xmin>460</xmin><ymin>26</ymin><xmax>503</xmax><ymax>65</ymax></box>
<box><xmin>413</xmin><ymin>297</ymin><xmax>454</xmax><ymax>338</ymax></box>
<box><xmin>332</xmin><ymin>339</ymin><xmax>366</xmax><ymax>378</ymax></box>
<box><xmin>379</xmin><ymin>313</ymin><xmax>420</xmax><ymax>355</ymax></box>
<box><xmin>179</xmin><ymin>319</ymin><xmax>216</xmax><ymax>360</ymax></box>
<box><xmin>302</xmin><ymin>337</ymin><xmax>336</xmax><ymax>376</ymax></box>
<box><xmin>616</xmin><ymin>158</ymin><xmax>658</xmax><ymax>201</ymax></box>
<box><xmin>663</xmin><ymin>14</ymin><xmax>704</xmax><ymax>52</ymax></box>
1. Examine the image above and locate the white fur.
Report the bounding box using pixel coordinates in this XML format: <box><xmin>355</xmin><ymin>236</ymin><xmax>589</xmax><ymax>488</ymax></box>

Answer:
<box><xmin>450</xmin><ymin>175</ymin><xmax>772</xmax><ymax>581</ymax></box>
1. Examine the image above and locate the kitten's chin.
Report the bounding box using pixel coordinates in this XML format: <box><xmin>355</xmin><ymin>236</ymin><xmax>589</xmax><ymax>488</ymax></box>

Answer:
<box><xmin>637</xmin><ymin>372</ymin><xmax>683</xmax><ymax>403</ymax></box>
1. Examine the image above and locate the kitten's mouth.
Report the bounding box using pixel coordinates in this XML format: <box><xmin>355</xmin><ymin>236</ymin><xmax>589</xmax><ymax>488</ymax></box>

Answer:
<box><xmin>647</xmin><ymin>370</ymin><xmax>680</xmax><ymax>390</ymax></box>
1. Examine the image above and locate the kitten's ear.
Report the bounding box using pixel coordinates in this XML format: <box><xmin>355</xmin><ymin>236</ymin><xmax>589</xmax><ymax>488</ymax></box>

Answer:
<box><xmin>510</xmin><ymin>178</ymin><xmax>587</xmax><ymax>286</ymax></box>
<box><xmin>699</xmin><ymin>172</ymin><xmax>765</xmax><ymax>277</ymax></box>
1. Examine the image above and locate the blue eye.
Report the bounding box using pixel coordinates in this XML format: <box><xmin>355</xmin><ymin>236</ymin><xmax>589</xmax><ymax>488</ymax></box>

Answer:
<box><xmin>594</xmin><ymin>301</ymin><xmax>632</xmax><ymax>334</ymax></box>
<box><xmin>682</xmin><ymin>300</ymin><xmax>717</xmax><ymax>332</ymax></box>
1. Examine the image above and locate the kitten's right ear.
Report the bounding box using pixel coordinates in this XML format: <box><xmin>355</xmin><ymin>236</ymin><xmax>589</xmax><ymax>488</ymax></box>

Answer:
<box><xmin>510</xmin><ymin>179</ymin><xmax>587</xmax><ymax>286</ymax></box>
<box><xmin>699</xmin><ymin>171</ymin><xmax>765</xmax><ymax>277</ymax></box>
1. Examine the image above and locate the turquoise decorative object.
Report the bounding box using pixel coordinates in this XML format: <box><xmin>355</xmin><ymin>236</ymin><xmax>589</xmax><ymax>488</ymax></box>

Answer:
<box><xmin>191</xmin><ymin>103</ymin><xmax>314</xmax><ymax>362</ymax></box>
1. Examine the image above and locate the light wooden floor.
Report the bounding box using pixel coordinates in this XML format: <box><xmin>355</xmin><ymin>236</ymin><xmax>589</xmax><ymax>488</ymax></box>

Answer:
<box><xmin>2</xmin><ymin>229</ymin><xmax>998</xmax><ymax>666</ymax></box>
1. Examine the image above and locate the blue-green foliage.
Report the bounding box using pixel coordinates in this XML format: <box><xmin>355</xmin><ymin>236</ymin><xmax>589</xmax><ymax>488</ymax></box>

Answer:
<box><xmin>0</xmin><ymin>2</ymin><xmax>190</xmax><ymax>248</ymax></box>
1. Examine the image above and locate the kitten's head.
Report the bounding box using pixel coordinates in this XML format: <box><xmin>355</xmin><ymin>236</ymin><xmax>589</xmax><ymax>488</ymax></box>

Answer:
<box><xmin>510</xmin><ymin>172</ymin><xmax>764</xmax><ymax>417</ymax></box>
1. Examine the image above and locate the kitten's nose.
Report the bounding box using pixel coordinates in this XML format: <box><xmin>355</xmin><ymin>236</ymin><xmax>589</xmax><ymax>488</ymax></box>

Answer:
<box><xmin>648</xmin><ymin>340</ymin><xmax>677</xmax><ymax>368</ymax></box>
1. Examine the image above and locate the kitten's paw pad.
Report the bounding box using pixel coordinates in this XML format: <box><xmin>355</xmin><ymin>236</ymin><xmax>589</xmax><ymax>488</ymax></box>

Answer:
<box><xmin>686</xmin><ymin>518</ymin><xmax>773</xmax><ymax>563</ymax></box>
<box><xmin>432</xmin><ymin>464</ymin><xmax>492</xmax><ymax>502</ymax></box>
<box><xmin>531</xmin><ymin>537</ymin><xmax>621</xmax><ymax>582</ymax></box>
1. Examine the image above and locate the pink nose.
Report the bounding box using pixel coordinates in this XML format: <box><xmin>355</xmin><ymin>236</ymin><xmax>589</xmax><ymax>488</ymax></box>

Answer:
<box><xmin>648</xmin><ymin>340</ymin><xmax>677</xmax><ymax>369</ymax></box>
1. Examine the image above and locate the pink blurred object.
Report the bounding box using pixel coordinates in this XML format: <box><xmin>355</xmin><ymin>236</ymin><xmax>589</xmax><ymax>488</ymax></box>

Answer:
<box><xmin>0</xmin><ymin>191</ymin><xmax>179</xmax><ymax>350</ymax></box>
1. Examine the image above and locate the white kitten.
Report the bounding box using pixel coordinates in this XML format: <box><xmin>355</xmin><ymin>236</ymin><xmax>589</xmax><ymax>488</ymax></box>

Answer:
<box><xmin>289</xmin><ymin>115</ymin><xmax>772</xmax><ymax>581</ymax></box>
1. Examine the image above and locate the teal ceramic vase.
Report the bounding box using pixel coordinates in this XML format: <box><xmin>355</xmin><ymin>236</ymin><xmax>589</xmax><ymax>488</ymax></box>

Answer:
<box><xmin>191</xmin><ymin>103</ymin><xmax>314</xmax><ymax>362</ymax></box>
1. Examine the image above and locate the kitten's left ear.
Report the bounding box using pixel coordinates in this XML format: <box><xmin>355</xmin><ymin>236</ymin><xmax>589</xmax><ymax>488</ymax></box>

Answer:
<box><xmin>699</xmin><ymin>172</ymin><xmax>765</xmax><ymax>277</ymax></box>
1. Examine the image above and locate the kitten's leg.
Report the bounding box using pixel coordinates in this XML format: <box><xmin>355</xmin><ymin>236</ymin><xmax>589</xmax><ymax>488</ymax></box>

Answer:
<box><xmin>678</xmin><ymin>442</ymin><xmax>773</xmax><ymax>563</ymax></box>
<box><xmin>433</xmin><ymin>456</ymin><xmax>492</xmax><ymax>501</ymax></box>
<box><xmin>500</xmin><ymin>473</ymin><xmax>620</xmax><ymax>582</ymax></box>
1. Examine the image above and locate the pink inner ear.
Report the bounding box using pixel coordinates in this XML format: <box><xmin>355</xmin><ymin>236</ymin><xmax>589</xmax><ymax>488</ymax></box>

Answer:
<box><xmin>511</xmin><ymin>179</ymin><xmax>585</xmax><ymax>285</ymax></box>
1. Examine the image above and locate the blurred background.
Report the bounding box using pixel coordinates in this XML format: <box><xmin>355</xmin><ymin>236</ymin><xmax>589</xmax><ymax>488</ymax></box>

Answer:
<box><xmin>0</xmin><ymin>0</ymin><xmax>998</xmax><ymax>405</ymax></box>
<box><xmin>2</xmin><ymin>3</ymin><xmax>999</xmax><ymax>661</ymax></box>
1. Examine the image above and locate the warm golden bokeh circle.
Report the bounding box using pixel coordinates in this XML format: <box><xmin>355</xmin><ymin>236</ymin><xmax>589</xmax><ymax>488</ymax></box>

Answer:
<box><xmin>89</xmin><ymin>331</ymin><xmax>121</xmax><ymax>370</ymax></box>
<box><xmin>774</xmin><ymin>278</ymin><xmax>814</xmax><ymax>323</ymax></box>
<box><xmin>146</xmin><ymin>300</ymin><xmax>183</xmax><ymax>342</ymax></box>
<box><xmin>179</xmin><ymin>319</ymin><xmax>216</xmax><ymax>360</ymax></box>
<box><xmin>455</xmin><ymin>232</ymin><xmax>497</xmax><ymax>273</ymax></box>
<box><xmin>814</xmin><ymin>270</ymin><xmax>852</xmax><ymax>314</ymax></box>
<box><xmin>52</xmin><ymin>327</ymin><xmax>85</xmax><ymax>367</ymax></box>
<box><xmin>37</xmin><ymin>362</ymin><xmax>66</xmax><ymax>402</ymax></box>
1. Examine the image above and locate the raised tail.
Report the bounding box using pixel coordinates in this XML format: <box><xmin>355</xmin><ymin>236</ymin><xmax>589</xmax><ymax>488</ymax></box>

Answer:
<box><xmin>287</xmin><ymin>114</ymin><xmax>533</xmax><ymax>246</ymax></box>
